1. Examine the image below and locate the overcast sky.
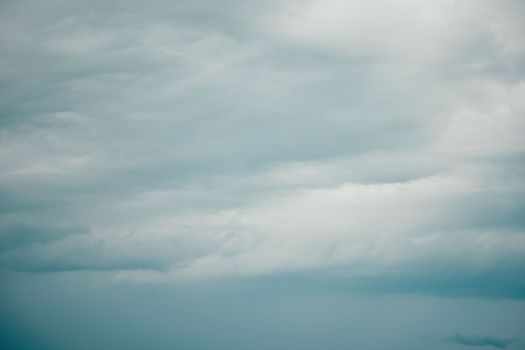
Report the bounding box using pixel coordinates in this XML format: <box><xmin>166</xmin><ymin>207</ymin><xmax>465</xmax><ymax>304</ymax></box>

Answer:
<box><xmin>1</xmin><ymin>0</ymin><xmax>525</xmax><ymax>349</ymax></box>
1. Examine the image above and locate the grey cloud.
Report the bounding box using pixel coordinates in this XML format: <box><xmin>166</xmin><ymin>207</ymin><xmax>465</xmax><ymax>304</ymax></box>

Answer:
<box><xmin>1</xmin><ymin>258</ymin><xmax>165</xmax><ymax>273</ymax></box>
<box><xmin>0</xmin><ymin>222</ymin><xmax>87</xmax><ymax>253</ymax></box>
<box><xmin>0</xmin><ymin>0</ymin><xmax>524</xmax><ymax>297</ymax></box>
<box><xmin>1</xmin><ymin>1</ymin><xmax>525</xmax><ymax>349</ymax></box>
<box><xmin>445</xmin><ymin>333</ymin><xmax>515</xmax><ymax>349</ymax></box>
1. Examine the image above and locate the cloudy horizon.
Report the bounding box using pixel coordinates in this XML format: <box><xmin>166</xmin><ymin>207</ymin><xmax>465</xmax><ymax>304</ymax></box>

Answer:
<box><xmin>1</xmin><ymin>0</ymin><xmax>525</xmax><ymax>349</ymax></box>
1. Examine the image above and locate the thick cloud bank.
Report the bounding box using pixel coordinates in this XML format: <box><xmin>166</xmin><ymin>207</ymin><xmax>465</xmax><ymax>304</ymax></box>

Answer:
<box><xmin>1</xmin><ymin>0</ymin><xmax>525</xmax><ymax>297</ymax></box>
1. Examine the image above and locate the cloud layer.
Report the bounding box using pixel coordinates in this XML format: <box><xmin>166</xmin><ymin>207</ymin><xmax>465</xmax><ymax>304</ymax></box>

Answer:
<box><xmin>1</xmin><ymin>0</ymin><xmax>525</xmax><ymax>297</ymax></box>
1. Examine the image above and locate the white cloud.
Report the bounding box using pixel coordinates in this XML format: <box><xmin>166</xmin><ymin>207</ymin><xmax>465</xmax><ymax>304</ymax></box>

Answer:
<box><xmin>265</xmin><ymin>0</ymin><xmax>474</xmax><ymax>59</ymax></box>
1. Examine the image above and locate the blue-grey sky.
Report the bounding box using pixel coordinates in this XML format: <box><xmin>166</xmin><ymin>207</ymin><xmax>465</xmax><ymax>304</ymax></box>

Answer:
<box><xmin>1</xmin><ymin>0</ymin><xmax>525</xmax><ymax>349</ymax></box>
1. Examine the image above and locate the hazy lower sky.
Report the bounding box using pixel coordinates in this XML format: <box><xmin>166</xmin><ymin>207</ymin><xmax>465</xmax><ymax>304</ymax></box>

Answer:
<box><xmin>1</xmin><ymin>0</ymin><xmax>525</xmax><ymax>349</ymax></box>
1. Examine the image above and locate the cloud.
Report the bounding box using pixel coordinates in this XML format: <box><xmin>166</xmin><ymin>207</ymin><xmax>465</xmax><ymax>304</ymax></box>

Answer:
<box><xmin>445</xmin><ymin>333</ymin><xmax>515</xmax><ymax>349</ymax></box>
<box><xmin>0</xmin><ymin>0</ymin><xmax>524</xmax><ymax>299</ymax></box>
<box><xmin>265</xmin><ymin>0</ymin><xmax>525</xmax><ymax>76</ymax></box>
<box><xmin>1</xmin><ymin>2</ymin><xmax>525</xmax><ymax>350</ymax></box>
<box><xmin>0</xmin><ymin>222</ymin><xmax>87</xmax><ymax>253</ymax></box>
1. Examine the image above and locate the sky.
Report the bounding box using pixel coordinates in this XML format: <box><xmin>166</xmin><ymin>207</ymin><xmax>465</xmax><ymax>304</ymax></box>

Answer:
<box><xmin>1</xmin><ymin>0</ymin><xmax>525</xmax><ymax>349</ymax></box>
